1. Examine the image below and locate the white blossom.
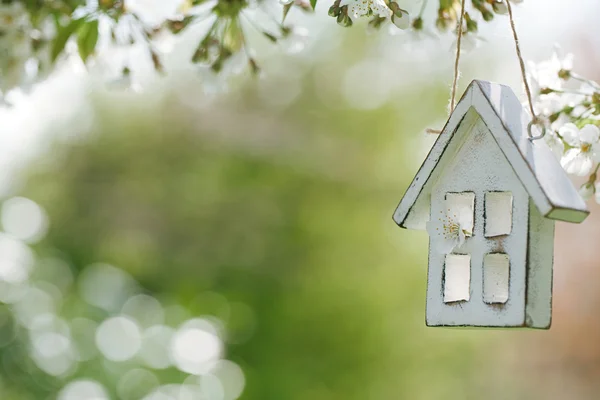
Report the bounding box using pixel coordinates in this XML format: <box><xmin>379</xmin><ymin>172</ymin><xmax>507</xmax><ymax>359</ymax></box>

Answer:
<box><xmin>0</xmin><ymin>3</ymin><xmax>28</xmax><ymax>29</ymax></box>
<box><xmin>426</xmin><ymin>208</ymin><xmax>473</xmax><ymax>255</ymax></box>
<box><xmin>340</xmin><ymin>0</ymin><xmax>392</xmax><ymax>21</ymax></box>
<box><xmin>527</xmin><ymin>48</ymin><xmax>573</xmax><ymax>93</ymax></box>
<box><xmin>533</xmin><ymin>93</ymin><xmax>562</xmax><ymax>116</ymax></box>
<box><xmin>450</xmin><ymin>34</ymin><xmax>482</xmax><ymax>54</ymax></box>
<box><xmin>280</xmin><ymin>27</ymin><xmax>309</xmax><ymax>54</ymax></box>
<box><xmin>550</xmin><ymin>112</ymin><xmax>570</xmax><ymax>132</ymax></box>
<box><xmin>560</xmin><ymin>123</ymin><xmax>600</xmax><ymax>176</ymax></box>
<box><xmin>544</xmin><ymin>130</ymin><xmax>565</xmax><ymax>160</ymax></box>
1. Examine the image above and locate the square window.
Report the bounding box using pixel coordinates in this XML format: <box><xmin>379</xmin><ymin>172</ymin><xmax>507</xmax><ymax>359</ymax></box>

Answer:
<box><xmin>445</xmin><ymin>192</ymin><xmax>475</xmax><ymax>236</ymax></box>
<box><xmin>483</xmin><ymin>253</ymin><xmax>510</xmax><ymax>304</ymax></box>
<box><xmin>444</xmin><ymin>254</ymin><xmax>471</xmax><ymax>303</ymax></box>
<box><xmin>485</xmin><ymin>192</ymin><xmax>513</xmax><ymax>237</ymax></box>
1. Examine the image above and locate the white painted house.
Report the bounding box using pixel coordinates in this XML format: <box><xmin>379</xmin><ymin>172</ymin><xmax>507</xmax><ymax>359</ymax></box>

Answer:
<box><xmin>393</xmin><ymin>80</ymin><xmax>589</xmax><ymax>329</ymax></box>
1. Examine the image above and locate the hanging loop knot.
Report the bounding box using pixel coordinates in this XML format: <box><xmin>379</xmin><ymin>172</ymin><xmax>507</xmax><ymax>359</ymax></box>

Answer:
<box><xmin>527</xmin><ymin>117</ymin><xmax>547</xmax><ymax>141</ymax></box>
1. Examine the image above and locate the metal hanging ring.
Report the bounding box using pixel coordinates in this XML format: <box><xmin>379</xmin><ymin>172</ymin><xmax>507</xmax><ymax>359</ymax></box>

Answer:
<box><xmin>527</xmin><ymin>119</ymin><xmax>546</xmax><ymax>141</ymax></box>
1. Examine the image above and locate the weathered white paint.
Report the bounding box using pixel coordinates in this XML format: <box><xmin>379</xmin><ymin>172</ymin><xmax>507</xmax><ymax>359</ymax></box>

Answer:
<box><xmin>485</xmin><ymin>191</ymin><xmax>513</xmax><ymax>237</ymax></box>
<box><xmin>444</xmin><ymin>254</ymin><xmax>471</xmax><ymax>303</ymax></box>
<box><xmin>392</xmin><ymin>80</ymin><xmax>589</xmax><ymax>329</ymax></box>
<box><xmin>525</xmin><ymin>199</ymin><xmax>554</xmax><ymax>329</ymax></box>
<box><xmin>393</xmin><ymin>80</ymin><xmax>589</xmax><ymax>229</ymax></box>
<box><xmin>483</xmin><ymin>253</ymin><xmax>510</xmax><ymax>304</ymax></box>
<box><xmin>426</xmin><ymin>117</ymin><xmax>527</xmax><ymax>327</ymax></box>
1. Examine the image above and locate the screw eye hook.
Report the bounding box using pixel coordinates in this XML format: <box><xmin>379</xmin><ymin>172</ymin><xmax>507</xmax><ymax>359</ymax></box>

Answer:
<box><xmin>527</xmin><ymin>119</ymin><xmax>546</xmax><ymax>141</ymax></box>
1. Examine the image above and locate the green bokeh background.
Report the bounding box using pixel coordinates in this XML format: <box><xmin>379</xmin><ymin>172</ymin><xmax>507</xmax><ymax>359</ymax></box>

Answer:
<box><xmin>1</xmin><ymin>34</ymin><xmax>534</xmax><ymax>399</ymax></box>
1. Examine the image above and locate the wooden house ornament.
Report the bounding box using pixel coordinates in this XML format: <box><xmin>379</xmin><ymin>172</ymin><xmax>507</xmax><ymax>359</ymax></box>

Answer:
<box><xmin>393</xmin><ymin>80</ymin><xmax>589</xmax><ymax>329</ymax></box>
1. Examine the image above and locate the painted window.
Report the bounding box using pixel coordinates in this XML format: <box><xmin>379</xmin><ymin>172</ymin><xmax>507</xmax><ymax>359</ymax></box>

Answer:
<box><xmin>483</xmin><ymin>253</ymin><xmax>510</xmax><ymax>304</ymax></box>
<box><xmin>445</xmin><ymin>192</ymin><xmax>475</xmax><ymax>236</ymax></box>
<box><xmin>444</xmin><ymin>254</ymin><xmax>471</xmax><ymax>303</ymax></box>
<box><xmin>484</xmin><ymin>191</ymin><xmax>513</xmax><ymax>237</ymax></box>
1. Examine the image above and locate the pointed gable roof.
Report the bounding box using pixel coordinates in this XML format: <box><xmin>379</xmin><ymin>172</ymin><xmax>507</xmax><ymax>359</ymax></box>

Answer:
<box><xmin>394</xmin><ymin>80</ymin><xmax>589</xmax><ymax>229</ymax></box>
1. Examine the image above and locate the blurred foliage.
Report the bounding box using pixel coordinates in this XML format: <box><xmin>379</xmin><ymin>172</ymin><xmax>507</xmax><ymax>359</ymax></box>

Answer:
<box><xmin>0</xmin><ymin>0</ymin><xmax>520</xmax><ymax>97</ymax></box>
<box><xmin>0</xmin><ymin>63</ymin><xmax>517</xmax><ymax>399</ymax></box>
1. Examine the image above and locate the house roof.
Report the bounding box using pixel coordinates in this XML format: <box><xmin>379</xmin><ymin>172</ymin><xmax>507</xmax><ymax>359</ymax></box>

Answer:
<box><xmin>393</xmin><ymin>80</ymin><xmax>589</xmax><ymax>229</ymax></box>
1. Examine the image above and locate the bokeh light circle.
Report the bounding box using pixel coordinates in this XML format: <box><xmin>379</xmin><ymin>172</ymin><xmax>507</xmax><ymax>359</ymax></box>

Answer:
<box><xmin>169</xmin><ymin>318</ymin><xmax>223</xmax><ymax>375</ymax></box>
<box><xmin>58</xmin><ymin>379</ymin><xmax>109</xmax><ymax>400</ymax></box>
<box><xmin>1</xmin><ymin>197</ymin><xmax>48</xmax><ymax>243</ymax></box>
<box><xmin>95</xmin><ymin>316</ymin><xmax>142</xmax><ymax>362</ymax></box>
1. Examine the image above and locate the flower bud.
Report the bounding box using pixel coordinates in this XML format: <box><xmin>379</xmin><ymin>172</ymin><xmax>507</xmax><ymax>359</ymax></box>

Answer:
<box><xmin>482</xmin><ymin>10</ymin><xmax>494</xmax><ymax>21</ymax></box>
<box><xmin>391</xmin><ymin>7</ymin><xmax>410</xmax><ymax>30</ymax></box>
<box><xmin>579</xmin><ymin>182</ymin><xmax>595</xmax><ymax>200</ymax></box>
<box><xmin>435</xmin><ymin>17</ymin><xmax>449</xmax><ymax>31</ymax></box>
<box><xmin>336</xmin><ymin>9</ymin><xmax>352</xmax><ymax>27</ymax></box>
<box><xmin>412</xmin><ymin>16</ymin><xmax>423</xmax><ymax>30</ymax></box>
<box><xmin>465</xmin><ymin>16</ymin><xmax>478</xmax><ymax>32</ymax></box>
<box><xmin>558</xmin><ymin>69</ymin><xmax>571</xmax><ymax>80</ymax></box>
<box><xmin>388</xmin><ymin>2</ymin><xmax>399</xmax><ymax>12</ymax></box>
<box><xmin>492</xmin><ymin>1</ymin><xmax>508</xmax><ymax>14</ymax></box>
<box><xmin>328</xmin><ymin>5</ymin><xmax>340</xmax><ymax>17</ymax></box>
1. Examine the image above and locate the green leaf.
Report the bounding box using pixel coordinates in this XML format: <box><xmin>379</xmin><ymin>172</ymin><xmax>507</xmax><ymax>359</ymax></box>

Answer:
<box><xmin>50</xmin><ymin>17</ymin><xmax>85</xmax><ymax>63</ymax></box>
<box><xmin>310</xmin><ymin>0</ymin><xmax>317</xmax><ymax>10</ymax></box>
<box><xmin>77</xmin><ymin>19</ymin><xmax>100</xmax><ymax>64</ymax></box>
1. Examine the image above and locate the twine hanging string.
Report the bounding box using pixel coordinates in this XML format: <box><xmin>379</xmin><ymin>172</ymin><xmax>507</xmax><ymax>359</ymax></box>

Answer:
<box><xmin>449</xmin><ymin>0</ymin><xmax>467</xmax><ymax>114</ymax></box>
<box><xmin>430</xmin><ymin>0</ymin><xmax>546</xmax><ymax>140</ymax></box>
<box><xmin>505</xmin><ymin>0</ymin><xmax>546</xmax><ymax>140</ymax></box>
<box><xmin>426</xmin><ymin>0</ymin><xmax>466</xmax><ymax>135</ymax></box>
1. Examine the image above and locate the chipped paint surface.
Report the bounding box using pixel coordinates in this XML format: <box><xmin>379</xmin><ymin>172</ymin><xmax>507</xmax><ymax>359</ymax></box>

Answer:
<box><xmin>391</xmin><ymin>80</ymin><xmax>590</xmax><ymax>328</ymax></box>
<box><xmin>525</xmin><ymin>199</ymin><xmax>554</xmax><ymax>329</ymax></box>
<box><xmin>393</xmin><ymin>80</ymin><xmax>589</xmax><ymax>229</ymax></box>
<box><xmin>426</xmin><ymin>117</ymin><xmax>528</xmax><ymax>327</ymax></box>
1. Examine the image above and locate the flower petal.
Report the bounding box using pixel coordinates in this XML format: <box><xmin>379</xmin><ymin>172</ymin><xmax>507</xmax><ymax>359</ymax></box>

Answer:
<box><xmin>591</xmin><ymin>143</ymin><xmax>600</xmax><ymax>162</ymax></box>
<box><xmin>561</xmin><ymin>149</ymin><xmax>593</xmax><ymax>176</ymax></box>
<box><xmin>391</xmin><ymin>12</ymin><xmax>410</xmax><ymax>29</ymax></box>
<box><xmin>457</xmin><ymin>207</ymin><xmax>473</xmax><ymax>236</ymax></box>
<box><xmin>545</xmin><ymin>132</ymin><xmax>565</xmax><ymax>159</ymax></box>
<box><xmin>371</xmin><ymin>0</ymin><xmax>392</xmax><ymax>17</ymax></box>
<box><xmin>558</xmin><ymin>123</ymin><xmax>580</xmax><ymax>146</ymax></box>
<box><xmin>425</xmin><ymin>219</ymin><xmax>438</xmax><ymax>238</ymax></box>
<box><xmin>580</xmin><ymin>124</ymin><xmax>600</xmax><ymax>144</ymax></box>
<box><xmin>458</xmin><ymin>229</ymin><xmax>466</xmax><ymax>247</ymax></box>
<box><xmin>436</xmin><ymin>237</ymin><xmax>457</xmax><ymax>255</ymax></box>
<box><xmin>579</xmin><ymin>183</ymin><xmax>594</xmax><ymax>200</ymax></box>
